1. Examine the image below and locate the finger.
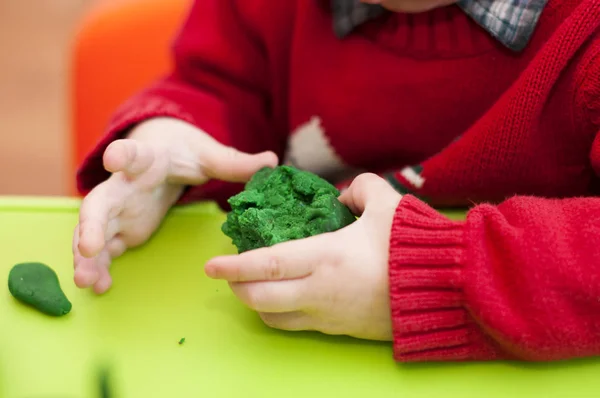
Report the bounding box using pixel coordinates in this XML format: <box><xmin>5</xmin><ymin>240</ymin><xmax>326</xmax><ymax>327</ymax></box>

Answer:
<box><xmin>259</xmin><ymin>311</ymin><xmax>314</xmax><ymax>332</ymax></box>
<box><xmin>73</xmin><ymin>248</ymin><xmax>111</xmax><ymax>288</ymax></box>
<box><xmin>338</xmin><ymin>173</ymin><xmax>401</xmax><ymax>216</ymax></box>
<box><xmin>93</xmin><ymin>272</ymin><xmax>113</xmax><ymax>295</ymax></box>
<box><xmin>229</xmin><ymin>280</ymin><xmax>308</xmax><ymax>313</ymax></box>
<box><xmin>200</xmin><ymin>137</ymin><xmax>278</xmax><ymax>182</ymax></box>
<box><xmin>74</xmin><ymin>236</ymin><xmax>120</xmax><ymax>294</ymax></box>
<box><xmin>205</xmin><ymin>235</ymin><xmax>327</xmax><ymax>282</ymax></box>
<box><xmin>72</xmin><ymin>224</ymin><xmax>81</xmax><ymax>257</ymax></box>
<box><xmin>105</xmin><ymin>237</ymin><xmax>127</xmax><ymax>259</ymax></box>
<box><xmin>103</xmin><ymin>139</ymin><xmax>155</xmax><ymax>179</ymax></box>
<box><xmin>77</xmin><ymin>184</ymin><xmax>121</xmax><ymax>258</ymax></box>
<box><xmin>73</xmin><ymin>252</ymin><xmax>99</xmax><ymax>285</ymax></box>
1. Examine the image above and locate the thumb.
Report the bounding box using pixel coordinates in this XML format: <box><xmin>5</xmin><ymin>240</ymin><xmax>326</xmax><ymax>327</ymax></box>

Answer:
<box><xmin>201</xmin><ymin>142</ymin><xmax>279</xmax><ymax>183</ymax></box>
<box><xmin>338</xmin><ymin>173</ymin><xmax>400</xmax><ymax>216</ymax></box>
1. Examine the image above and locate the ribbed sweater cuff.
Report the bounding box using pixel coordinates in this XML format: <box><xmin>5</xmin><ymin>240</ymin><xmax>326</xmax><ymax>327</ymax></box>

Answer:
<box><xmin>388</xmin><ymin>195</ymin><xmax>496</xmax><ymax>362</ymax></box>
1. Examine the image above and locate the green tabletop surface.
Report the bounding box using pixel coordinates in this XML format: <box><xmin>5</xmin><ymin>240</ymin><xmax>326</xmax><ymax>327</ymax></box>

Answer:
<box><xmin>0</xmin><ymin>196</ymin><xmax>599</xmax><ymax>397</ymax></box>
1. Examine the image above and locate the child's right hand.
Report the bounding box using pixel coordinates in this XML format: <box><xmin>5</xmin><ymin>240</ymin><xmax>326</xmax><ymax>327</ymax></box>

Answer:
<box><xmin>72</xmin><ymin>117</ymin><xmax>278</xmax><ymax>294</ymax></box>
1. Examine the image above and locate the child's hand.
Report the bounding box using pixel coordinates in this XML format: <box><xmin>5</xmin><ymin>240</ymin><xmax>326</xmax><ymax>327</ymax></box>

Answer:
<box><xmin>73</xmin><ymin>118</ymin><xmax>278</xmax><ymax>294</ymax></box>
<box><xmin>205</xmin><ymin>174</ymin><xmax>401</xmax><ymax>341</ymax></box>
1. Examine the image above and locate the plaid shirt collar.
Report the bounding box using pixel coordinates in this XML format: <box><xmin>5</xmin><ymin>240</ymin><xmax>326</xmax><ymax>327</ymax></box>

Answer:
<box><xmin>332</xmin><ymin>0</ymin><xmax>549</xmax><ymax>52</ymax></box>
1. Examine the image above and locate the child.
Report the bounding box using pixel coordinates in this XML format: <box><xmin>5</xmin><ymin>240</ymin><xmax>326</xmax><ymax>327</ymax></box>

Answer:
<box><xmin>73</xmin><ymin>0</ymin><xmax>600</xmax><ymax>362</ymax></box>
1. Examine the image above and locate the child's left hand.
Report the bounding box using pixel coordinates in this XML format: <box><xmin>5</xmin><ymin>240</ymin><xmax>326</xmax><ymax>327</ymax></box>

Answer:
<box><xmin>205</xmin><ymin>173</ymin><xmax>402</xmax><ymax>341</ymax></box>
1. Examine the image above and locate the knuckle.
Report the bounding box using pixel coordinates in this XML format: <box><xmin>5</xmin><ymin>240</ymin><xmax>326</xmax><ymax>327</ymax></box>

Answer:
<box><xmin>125</xmin><ymin>140</ymin><xmax>139</xmax><ymax>160</ymax></box>
<box><xmin>222</xmin><ymin>145</ymin><xmax>246</xmax><ymax>163</ymax></box>
<box><xmin>201</xmin><ymin>148</ymin><xmax>228</xmax><ymax>177</ymax></box>
<box><xmin>222</xmin><ymin>147</ymin><xmax>243</xmax><ymax>174</ymax></box>
<box><xmin>224</xmin><ymin>146</ymin><xmax>240</xmax><ymax>159</ymax></box>
<box><xmin>266</xmin><ymin>256</ymin><xmax>284</xmax><ymax>280</ymax></box>
<box><xmin>232</xmin><ymin>265</ymin><xmax>242</xmax><ymax>282</ymax></box>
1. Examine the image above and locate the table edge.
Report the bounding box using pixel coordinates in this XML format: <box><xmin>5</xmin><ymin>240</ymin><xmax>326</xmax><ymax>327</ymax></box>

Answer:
<box><xmin>0</xmin><ymin>196</ymin><xmax>467</xmax><ymax>219</ymax></box>
<box><xmin>0</xmin><ymin>196</ymin><xmax>223</xmax><ymax>216</ymax></box>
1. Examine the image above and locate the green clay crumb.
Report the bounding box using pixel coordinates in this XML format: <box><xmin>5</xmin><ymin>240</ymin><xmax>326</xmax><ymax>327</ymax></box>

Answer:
<box><xmin>222</xmin><ymin>165</ymin><xmax>356</xmax><ymax>253</ymax></box>
<box><xmin>179</xmin><ymin>338</ymin><xmax>186</xmax><ymax>345</ymax></box>
<box><xmin>8</xmin><ymin>262</ymin><xmax>72</xmax><ymax>316</ymax></box>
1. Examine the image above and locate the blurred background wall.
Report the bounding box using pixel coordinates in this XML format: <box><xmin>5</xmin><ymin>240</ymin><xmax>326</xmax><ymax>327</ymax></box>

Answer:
<box><xmin>0</xmin><ymin>0</ymin><xmax>90</xmax><ymax>196</ymax></box>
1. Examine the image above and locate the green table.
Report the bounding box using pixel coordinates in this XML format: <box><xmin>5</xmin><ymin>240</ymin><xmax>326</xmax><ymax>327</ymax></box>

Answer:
<box><xmin>0</xmin><ymin>197</ymin><xmax>598</xmax><ymax>397</ymax></box>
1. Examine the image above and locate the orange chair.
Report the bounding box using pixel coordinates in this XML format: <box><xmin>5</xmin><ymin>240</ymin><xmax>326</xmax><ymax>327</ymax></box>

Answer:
<box><xmin>69</xmin><ymin>0</ymin><xmax>192</xmax><ymax>195</ymax></box>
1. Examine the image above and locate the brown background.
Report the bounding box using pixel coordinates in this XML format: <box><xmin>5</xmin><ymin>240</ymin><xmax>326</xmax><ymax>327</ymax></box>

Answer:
<box><xmin>0</xmin><ymin>0</ymin><xmax>91</xmax><ymax>196</ymax></box>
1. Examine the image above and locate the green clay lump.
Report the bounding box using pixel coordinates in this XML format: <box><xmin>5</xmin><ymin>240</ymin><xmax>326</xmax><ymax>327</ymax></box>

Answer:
<box><xmin>222</xmin><ymin>165</ymin><xmax>356</xmax><ymax>253</ymax></box>
<box><xmin>8</xmin><ymin>262</ymin><xmax>72</xmax><ymax>316</ymax></box>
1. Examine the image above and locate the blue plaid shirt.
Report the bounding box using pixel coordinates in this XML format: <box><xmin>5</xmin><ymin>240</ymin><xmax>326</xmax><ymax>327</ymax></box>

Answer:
<box><xmin>332</xmin><ymin>0</ymin><xmax>549</xmax><ymax>51</ymax></box>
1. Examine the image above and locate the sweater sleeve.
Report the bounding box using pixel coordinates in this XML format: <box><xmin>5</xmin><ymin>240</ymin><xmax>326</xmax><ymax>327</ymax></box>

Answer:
<box><xmin>387</xmin><ymin>42</ymin><xmax>600</xmax><ymax>362</ymax></box>
<box><xmin>76</xmin><ymin>0</ymin><xmax>285</xmax><ymax>209</ymax></box>
<box><xmin>388</xmin><ymin>194</ymin><xmax>600</xmax><ymax>362</ymax></box>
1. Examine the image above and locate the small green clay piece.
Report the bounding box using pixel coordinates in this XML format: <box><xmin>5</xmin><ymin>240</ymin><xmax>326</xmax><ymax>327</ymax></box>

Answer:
<box><xmin>222</xmin><ymin>165</ymin><xmax>356</xmax><ymax>253</ymax></box>
<box><xmin>8</xmin><ymin>262</ymin><xmax>72</xmax><ymax>316</ymax></box>
<box><xmin>179</xmin><ymin>337</ymin><xmax>186</xmax><ymax>345</ymax></box>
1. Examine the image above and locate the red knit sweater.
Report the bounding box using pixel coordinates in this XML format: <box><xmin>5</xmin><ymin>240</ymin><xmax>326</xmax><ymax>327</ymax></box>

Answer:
<box><xmin>77</xmin><ymin>0</ymin><xmax>600</xmax><ymax>362</ymax></box>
